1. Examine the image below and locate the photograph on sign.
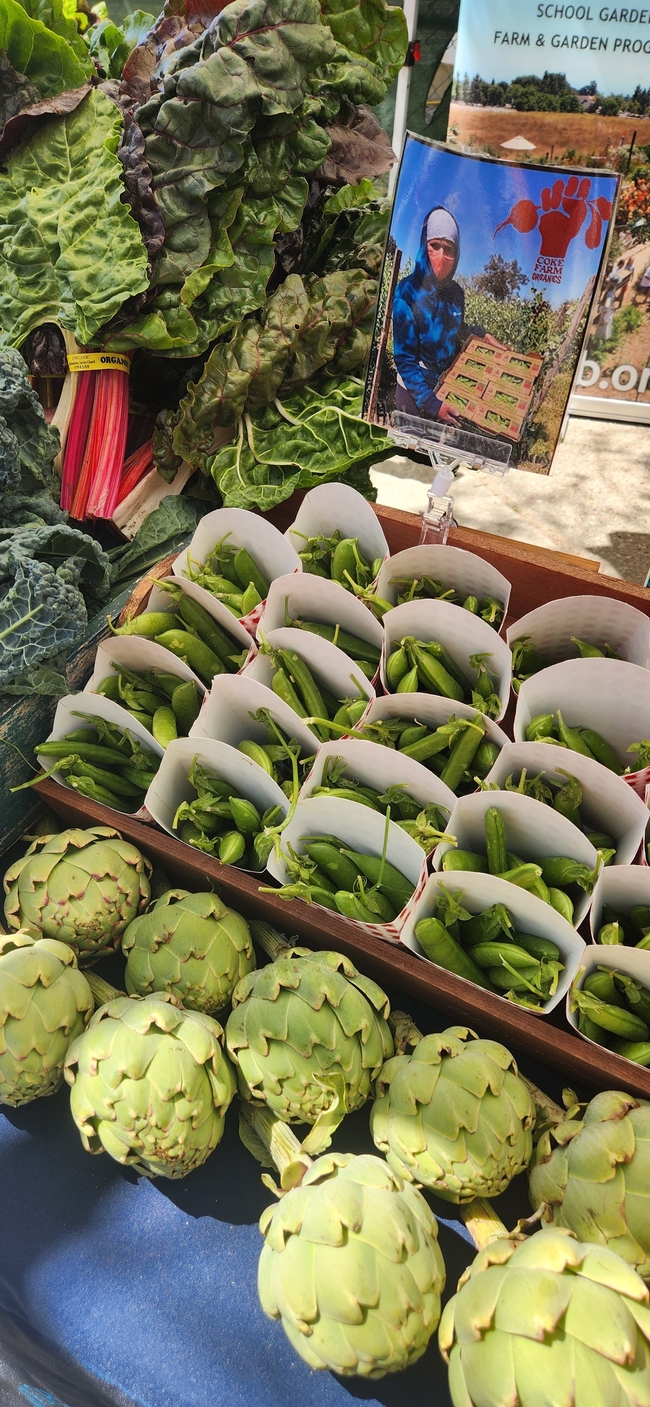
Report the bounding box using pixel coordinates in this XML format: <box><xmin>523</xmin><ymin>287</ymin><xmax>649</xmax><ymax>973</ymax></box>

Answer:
<box><xmin>448</xmin><ymin>0</ymin><xmax>650</xmax><ymax>417</ymax></box>
<box><xmin>363</xmin><ymin>134</ymin><xmax>618</xmax><ymax>472</ymax></box>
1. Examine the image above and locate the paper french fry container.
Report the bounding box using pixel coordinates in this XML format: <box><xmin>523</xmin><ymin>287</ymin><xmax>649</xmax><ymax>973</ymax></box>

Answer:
<box><xmin>590</xmin><ymin>865</ymin><xmax>650</xmax><ymax>947</ymax></box>
<box><xmin>514</xmin><ymin>658</ymin><xmax>650</xmax><ymax>796</ymax></box>
<box><xmin>172</xmin><ymin>506</ymin><xmax>301</xmax><ymax>634</ymax></box>
<box><xmin>87</xmin><ymin>637</ymin><xmax>207</xmax><ymax>698</ymax></box>
<box><xmin>144</xmin><ymin>737</ymin><xmax>289</xmax><ymax>873</ymax></box>
<box><xmin>188</xmin><ymin>674</ymin><xmax>319</xmax><ymax>759</ymax></box>
<box><xmin>484</xmin><ymin>741</ymin><xmax>648</xmax><ymax>866</ymax></box>
<box><xmin>433</xmin><ymin>789</ymin><xmax>599</xmax><ymax>927</ymax></box>
<box><xmin>298</xmin><ymin>737</ymin><xmax>456</xmax><ymax>854</ymax></box>
<box><xmin>285</xmin><ymin>482</ymin><xmax>388</xmax><ymax>575</ymax></box>
<box><xmin>507</xmin><ymin>594</ymin><xmax>650</xmax><ymax>668</ymax></box>
<box><xmin>35</xmin><ymin>692</ymin><xmax>164</xmax><ymax>820</ymax></box>
<box><xmin>567</xmin><ymin>944</ymin><xmax>650</xmax><ymax>1059</ymax></box>
<box><xmin>401</xmin><ymin>870</ymin><xmax>584</xmax><ymax>1016</ymax></box>
<box><xmin>243</xmin><ymin>626</ymin><xmax>375</xmax><ymax>726</ymax></box>
<box><xmin>265</xmin><ymin>795</ymin><xmax>427</xmax><ymax>942</ymax></box>
<box><xmin>375</xmin><ymin>544</ymin><xmax>511</xmax><ymax>628</ymax></box>
<box><xmin>260</xmin><ymin>573</ymin><xmax>384</xmax><ymax>664</ymax></box>
<box><xmin>381</xmin><ymin>598</ymin><xmax>512</xmax><ymax>721</ymax></box>
<box><xmin>147</xmin><ymin>575</ymin><xmax>257</xmax><ymax>660</ymax></box>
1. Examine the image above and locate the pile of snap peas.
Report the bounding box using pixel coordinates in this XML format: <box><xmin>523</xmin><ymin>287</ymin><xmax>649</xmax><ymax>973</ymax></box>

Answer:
<box><xmin>173</xmin><ymin>758</ymin><xmax>289</xmax><ymax>869</ymax></box>
<box><xmin>237</xmin><ymin>707</ymin><xmax>314</xmax><ymax>798</ymax></box>
<box><xmin>294</xmin><ymin>530</ymin><xmax>383</xmax><ymax>593</ymax></box>
<box><xmin>20</xmin><ymin>714</ymin><xmax>161</xmax><ymax>812</ymax></box>
<box><xmin>595</xmin><ymin>903</ymin><xmax>650</xmax><ymax>948</ymax></box>
<box><xmin>184</xmin><ymin>533</ymin><xmax>269</xmax><ymax>617</ymax></box>
<box><xmin>414</xmin><ymin>885</ymin><xmax>564</xmax><ymax>1009</ymax></box>
<box><xmin>260</xmin><ymin>639</ymin><xmax>368</xmax><ymax>743</ymax></box>
<box><xmin>512</xmin><ymin>634</ymin><xmax>619</xmax><ymax>691</ymax></box>
<box><xmin>283</xmin><ymin>603</ymin><xmax>381</xmax><ymax>680</ymax></box>
<box><xmin>267</xmin><ymin>828</ymin><xmax>416</xmax><ymax>924</ymax></box>
<box><xmin>95</xmin><ymin>665</ymin><xmax>200</xmax><ymax>747</ymax></box>
<box><xmin>526</xmin><ymin>709</ymin><xmax>650</xmax><ymax>774</ymax></box>
<box><xmin>390</xmin><ymin>574</ymin><xmax>504</xmax><ymax>630</ymax></box>
<box><xmin>386</xmin><ymin>635</ymin><xmax>501</xmax><ymax>720</ymax></box>
<box><xmin>109</xmin><ymin>587</ymin><xmax>249</xmax><ymax>687</ymax></box>
<box><xmin>310</xmin><ymin>755</ymin><xmax>452</xmax><ymax>852</ymax></box>
<box><xmin>572</xmin><ymin>967</ymin><xmax>650</xmax><ymax>1066</ymax></box>
<box><xmin>355</xmin><ymin>713</ymin><xmax>500</xmax><ymax>795</ymax></box>
<box><xmin>440</xmin><ymin>805</ymin><xmax>599</xmax><ymax>923</ymax></box>
<box><xmin>482</xmin><ymin>766</ymin><xmax>616</xmax><ymax>864</ymax></box>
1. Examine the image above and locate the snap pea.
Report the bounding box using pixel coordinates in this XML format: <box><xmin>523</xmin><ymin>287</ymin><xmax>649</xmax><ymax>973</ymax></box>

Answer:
<box><xmin>462</xmin><ymin>904</ymin><xmax>513</xmax><ymax>946</ymax></box>
<box><xmin>239</xmin><ymin>740</ymin><xmax>275</xmax><ymax>776</ymax></box>
<box><xmin>514</xmin><ymin>932</ymin><xmax>561</xmax><ymax>962</ymax></box>
<box><xmin>66</xmin><ymin>775</ymin><xmax>135</xmax><ymax>810</ymax></box>
<box><xmin>398</xmin><ymin>724</ymin><xmax>428</xmax><ymax>750</ymax></box>
<box><xmin>36</xmin><ymin>740</ymin><xmax>128</xmax><ymax>766</ymax></box>
<box><xmin>386</xmin><ymin>647</ymin><xmax>409</xmax><ymax>690</ymax></box>
<box><xmin>68</xmin><ymin>759</ymin><xmax>142</xmax><ymax>798</ymax></box>
<box><xmin>240</xmin><ymin>583</ymin><xmax>261</xmax><ymax>616</ymax></box>
<box><xmin>411</xmin><ymin>644</ymin><xmax>465</xmax><ymax>702</ymax></box>
<box><xmin>549</xmin><ymin>888</ymin><xmax>574</xmax><ymax>924</ymax></box>
<box><xmin>290</xmin><ymin>618</ymin><xmax>381</xmax><ymax>666</ymax></box>
<box><xmin>573</xmin><ymin>989</ymin><xmax>649</xmax><ymax>1041</ymax></box>
<box><xmin>230</xmin><ymin>798</ymin><xmax>262</xmax><ymax>835</ymax></box>
<box><xmin>155</xmin><ymin>629</ymin><xmax>225</xmax><ymax>684</ymax></box>
<box><xmin>335</xmin><ymin>891</ymin><xmax>385</xmax><ymax>923</ymax></box>
<box><xmin>277</xmin><ymin>649</ymin><xmax>327</xmax><ymax>725</ymax></box>
<box><xmin>171</xmin><ymin>681</ymin><xmax>200</xmax><ymax>733</ymax></box>
<box><xmin>441</xmin><ymin>850</ymin><xmax>488</xmax><ymax>873</ymax></box>
<box><xmin>526</xmin><ymin>713</ymin><xmax>556</xmax><ymax>742</ymax></box>
<box><xmin>579</xmin><ymin>728</ymin><xmax>621</xmax><ymax>773</ymax></box>
<box><xmin>440</xmin><ymin>720</ymin><xmax>486</xmax><ymax>792</ymax></box>
<box><xmin>396</xmin><ymin>664</ymin><xmax>419</xmax><ymax>694</ymax></box>
<box><xmin>233</xmin><ymin>547</ymin><xmax>269</xmax><ymax>599</ymax></box>
<box><xmin>340</xmin><ymin>850</ymin><xmax>415</xmax><ymax>912</ymax></box>
<box><xmin>497</xmin><ymin>863</ymin><xmax>544</xmax><ymax>891</ymax></box>
<box><xmin>424</xmin><ymin>641</ymin><xmax>470</xmax><ymax>690</ymax></box>
<box><xmin>613</xmin><ymin>1041</ymin><xmax>650</xmax><ymax>1066</ymax></box>
<box><xmin>487</xmin><ymin>964</ymin><xmax>543</xmax><ymax>993</ymax></box>
<box><xmin>583</xmin><ymin>970</ymin><xmax>624</xmax><ymax>1004</ymax></box>
<box><xmin>598</xmin><ymin>921</ymin><xmax>625</xmax><ymax>945</ymax></box>
<box><xmin>471</xmin><ymin>941</ymin><xmax>538</xmax><ymax>970</ymax></box>
<box><xmin>462</xmin><ymin>595</ymin><xmax>479</xmax><ymax>615</ymax></box>
<box><xmin>485</xmin><ymin>806</ymin><xmax>507</xmax><ymax>876</ymax></box>
<box><xmin>272</xmin><ymin>666</ymin><xmax>307</xmax><ymax>717</ymax></box>
<box><xmin>415</xmin><ymin>918</ymin><xmax>494</xmax><ymax>988</ymax></box>
<box><xmin>219</xmin><ymin>831</ymin><xmax>247</xmax><ymax>865</ymax></box>
<box><xmin>152</xmin><ymin>707</ymin><xmax>178</xmax><ymax>749</ymax></box>
<box><xmin>539</xmin><ymin>856</ymin><xmax>597</xmax><ymax>893</ymax></box>
<box><xmin>474</xmin><ymin>739</ymin><xmax>500</xmax><ymax>779</ymax></box>
<box><xmin>303</xmin><ymin>843</ymin><xmax>361</xmax><ymax>892</ymax></box>
<box><xmin>176</xmin><ymin>596</ymin><xmax>243</xmax><ymax>670</ymax></box>
<box><xmin>632</xmin><ymin>905</ymin><xmax>650</xmax><ymax>933</ymax></box>
<box><xmin>96</xmin><ymin>675</ymin><xmax>121</xmax><ymax>701</ymax></box>
<box><xmin>108</xmin><ymin>610</ymin><xmax>177</xmax><ymax>638</ymax></box>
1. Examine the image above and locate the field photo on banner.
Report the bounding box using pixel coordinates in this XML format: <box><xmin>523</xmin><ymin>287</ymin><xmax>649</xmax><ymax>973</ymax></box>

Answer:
<box><xmin>363</xmin><ymin>135</ymin><xmax>617</xmax><ymax>471</ymax></box>
<box><xmin>448</xmin><ymin>0</ymin><xmax>650</xmax><ymax>414</ymax></box>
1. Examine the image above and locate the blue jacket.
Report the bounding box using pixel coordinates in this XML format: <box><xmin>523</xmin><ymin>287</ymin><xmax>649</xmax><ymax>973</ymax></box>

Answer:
<box><xmin>392</xmin><ymin>213</ymin><xmax>477</xmax><ymax>416</ymax></box>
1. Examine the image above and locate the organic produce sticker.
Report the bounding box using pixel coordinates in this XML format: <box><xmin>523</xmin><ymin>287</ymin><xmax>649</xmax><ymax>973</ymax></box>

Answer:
<box><xmin>363</xmin><ymin>135</ymin><xmax>618</xmax><ymax>472</ymax></box>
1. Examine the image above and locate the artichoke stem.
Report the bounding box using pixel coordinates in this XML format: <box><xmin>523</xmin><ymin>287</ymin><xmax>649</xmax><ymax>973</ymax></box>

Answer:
<box><xmin>249</xmin><ymin>920</ymin><xmax>293</xmax><ymax>962</ymax></box>
<box><xmin>243</xmin><ymin>1103</ymin><xmax>312</xmax><ymax>1188</ymax></box>
<box><xmin>86</xmin><ymin>972</ymin><xmax>124</xmax><ymax>1006</ymax></box>
<box><xmin>521</xmin><ymin>1077</ymin><xmax>565</xmax><ymax>1131</ymax></box>
<box><xmin>389</xmin><ymin>1009</ymin><xmax>422</xmax><ymax>1051</ymax></box>
<box><xmin>461</xmin><ymin>1197</ymin><xmax>509</xmax><ymax>1249</ymax></box>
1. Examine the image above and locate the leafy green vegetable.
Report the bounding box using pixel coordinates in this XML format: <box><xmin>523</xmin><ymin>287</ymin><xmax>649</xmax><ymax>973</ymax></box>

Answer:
<box><xmin>87</xmin><ymin>9</ymin><xmax>154</xmax><ymax>78</ymax></box>
<box><xmin>320</xmin><ymin>0</ymin><xmax>406</xmax><ymax>85</ymax></box>
<box><xmin>0</xmin><ymin>0</ymin><xmax>92</xmax><ymax>95</ymax></box>
<box><xmin>107</xmin><ymin>495</ymin><xmax>202</xmax><ymax>594</ymax></box>
<box><xmin>14</xmin><ymin>0</ymin><xmax>92</xmax><ymax>61</ymax></box>
<box><xmin>0</xmin><ymin>89</ymin><xmax>149</xmax><ymax>349</ymax></box>
<box><xmin>208</xmin><ymin>375</ymin><xmax>392</xmax><ymax>510</ymax></box>
<box><xmin>0</xmin><ymin>552</ymin><xmax>87</xmax><ymax>695</ymax></box>
<box><xmin>0</xmin><ymin>523</ymin><xmax>111</xmax><ymax>607</ymax></box>
<box><xmin>0</xmin><ymin>346</ymin><xmax>61</xmax><ymax>524</ymax></box>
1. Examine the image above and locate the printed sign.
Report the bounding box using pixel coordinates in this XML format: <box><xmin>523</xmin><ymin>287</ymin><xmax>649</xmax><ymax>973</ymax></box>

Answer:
<box><xmin>363</xmin><ymin>135</ymin><xmax>618</xmax><ymax>471</ymax></box>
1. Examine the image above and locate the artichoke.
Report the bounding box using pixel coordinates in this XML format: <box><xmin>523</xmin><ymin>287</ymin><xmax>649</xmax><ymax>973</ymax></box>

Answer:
<box><xmin>64</xmin><ymin>990</ymin><xmax>236</xmax><ymax>1178</ymax></box>
<box><xmin>440</xmin><ymin>1225</ymin><xmax>650</xmax><ymax>1407</ymax></box>
<box><xmin>0</xmin><ymin>930</ymin><xmax>93</xmax><ymax>1106</ymax></box>
<box><xmin>123</xmin><ymin>889</ymin><xmax>255</xmax><ymax>1015</ymax></box>
<box><xmin>4</xmin><ymin>826</ymin><xmax>151</xmax><ymax>965</ymax></box>
<box><xmin>225</xmin><ymin>943</ymin><xmax>393</xmax><ymax>1148</ymax></box>
<box><xmin>370</xmin><ymin>1020</ymin><xmax>536</xmax><ymax>1202</ymax></box>
<box><xmin>529</xmin><ymin>1089</ymin><xmax>650</xmax><ymax>1281</ymax></box>
<box><xmin>259</xmin><ymin>1150</ymin><xmax>446</xmax><ymax>1377</ymax></box>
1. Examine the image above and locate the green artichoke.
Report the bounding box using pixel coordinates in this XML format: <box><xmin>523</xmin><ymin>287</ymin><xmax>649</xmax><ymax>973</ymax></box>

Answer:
<box><xmin>440</xmin><ymin>1226</ymin><xmax>650</xmax><ymax>1407</ymax></box>
<box><xmin>258</xmin><ymin>1151</ymin><xmax>446</xmax><ymax>1377</ymax></box>
<box><xmin>0</xmin><ymin>930</ymin><xmax>93</xmax><ymax>1106</ymax></box>
<box><xmin>370</xmin><ymin>1022</ymin><xmax>536</xmax><ymax>1202</ymax></box>
<box><xmin>64</xmin><ymin>991</ymin><xmax>236</xmax><ymax>1178</ymax></box>
<box><xmin>4</xmin><ymin>826</ymin><xmax>151</xmax><ymax>965</ymax></box>
<box><xmin>225</xmin><ymin>947</ymin><xmax>393</xmax><ymax>1146</ymax></box>
<box><xmin>529</xmin><ymin>1089</ymin><xmax>650</xmax><ymax>1281</ymax></box>
<box><xmin>123</xmin><ymin>889</ymin><xmax>255</xmax><ymax>1015</ymax></box>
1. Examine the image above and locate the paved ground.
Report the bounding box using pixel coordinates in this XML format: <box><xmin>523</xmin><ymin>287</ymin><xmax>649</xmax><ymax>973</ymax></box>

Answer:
<box><xmin>370</xmin><ymin>415</ymin><xmax>650</xmax><ymax>584</ymax></box>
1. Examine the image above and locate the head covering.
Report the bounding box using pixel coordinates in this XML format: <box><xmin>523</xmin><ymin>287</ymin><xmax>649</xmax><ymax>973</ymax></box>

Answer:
<box><xmin>425</xmin><ymin>208</ymin><xmax>459</xmax><ymax>247</ymax></box>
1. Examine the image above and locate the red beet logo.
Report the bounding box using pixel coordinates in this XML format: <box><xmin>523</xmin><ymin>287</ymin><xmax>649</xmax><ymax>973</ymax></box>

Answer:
<box><xmin>494</xmin><ymin>177</ymin><xmax>612</xmax><ymax>285</ymax></box>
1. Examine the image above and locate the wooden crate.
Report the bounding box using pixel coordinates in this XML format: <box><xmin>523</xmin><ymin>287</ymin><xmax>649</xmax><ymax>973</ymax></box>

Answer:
<box><xmin>29</xmin><ymin>500</ymin><xmax>650</xmax><ymax>1101</ymax></box>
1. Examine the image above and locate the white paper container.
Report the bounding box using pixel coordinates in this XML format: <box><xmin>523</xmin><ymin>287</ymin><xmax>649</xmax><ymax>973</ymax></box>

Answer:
<box><xmin>87</xmin><ymin>637</ymin><xmax>207</xmax><ymax>698</ymax></box>
<box><xmin>381</xmin><ymin>599</ymin><xmax>512</xmax><ymax>721</ymax></box>
<box><xmin>433</xmin><ymin>790</ymin><xmax>599</xmax><ymax>927</ymax></box>
<box><xmin>376</xmin><ymin>545</ymin><xmax>511</xmax><ymax>631</ymax></box>
<box><xmin>590</xmin><ymin>866</ymin><xmax>650</xmax><ymax>952</ymax></box>
<box><xmin>266</xmin><ymin>795</ymin><xmax>427</xmax><ymax>942</ymax></box>
<box><xmin>285</xmin><ymin>483</ymin><xmax>388</xmax><ymax>574</ymax></box>
<box><xmin>401</xmin><ymin>870</ymin><xmax>584</xmax><ymax>1016</ymax></box>
<box><xmin>507</xmin><ymin>595</ymin><xmax>650</xmax><ymax>669</ymax></box>
<box><xmin>260</xmin><ymin>574</ymin><xmax>384</xmax><ymax>664</ymax></box>
<box><xmin>37</xmin><ymin>692</ymin><xmax>164</xmax><ymax>821</ymax></box>
<box><xmin>357</xmin><ymin>692</ymin><xmax>510</xmax><ymax>756</ymax></box>
<box><xmin>567</xmin><ymin>944</ymin><xmax>650</xmax><ymax>1057</ymax></box>
<box><xmin>144</xmin><ymin>737</ymin><xmax>289</xmax><ymax>872</ymax></box>
<box><xmin>485</xmin><ymin>741</ymin><xmax>648</xmax><ymax>867</ymax></box>
<box><xmin>172</xmin><ymin>507</ymin><xmax>301</xmax><ymax>634</ymax></box>
<box><xmin>298</xmin><ymin>738</ymin><xmax>456</xmax><ymax>854</ymax></box>
<box><xmin>147</xmin><ymin>575</ymin><xmax>257</xmax><ymax>660</ymax></box>
<box><xmin>514</xmin><ymin>658</ymin><xmax>650</xmax><ymax>798</ymax></box>
<box><xmin>189</xmin><ymin>674</ymin><xmax>319</xmax><ymax>759</ymax></box>
<box><xmin>244</xmin><ymin>627</ymin><xmax>375</xmax><ymax>720</ymax></box>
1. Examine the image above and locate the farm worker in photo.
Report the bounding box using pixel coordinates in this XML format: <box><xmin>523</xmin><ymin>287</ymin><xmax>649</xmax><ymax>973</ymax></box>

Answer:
<box><xmin>392</xmin><ymin>206</ymin><xmax>500</xmax><ymax>423</ymax></box>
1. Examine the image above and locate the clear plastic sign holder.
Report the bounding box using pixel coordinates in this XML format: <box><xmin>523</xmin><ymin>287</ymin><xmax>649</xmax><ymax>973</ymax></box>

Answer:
<box><xmin>388</xmin><ymin>411</ymin><xmax>512</xmax><ymax>547</ymax></box>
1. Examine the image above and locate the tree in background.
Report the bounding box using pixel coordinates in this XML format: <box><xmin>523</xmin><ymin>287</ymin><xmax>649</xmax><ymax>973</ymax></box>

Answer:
<box><xmin>472</xmin><ymin>254</ymin><xmax>528</xmax><ymax>302</ymax></box>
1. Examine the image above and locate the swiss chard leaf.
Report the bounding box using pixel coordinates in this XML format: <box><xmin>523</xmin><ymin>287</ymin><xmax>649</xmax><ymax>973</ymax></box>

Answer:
<box><xmin>0</xmin><ymin>0</ymin><xmax>92</xmax><ymax>96</ymax></box>
<box><xmin>14</xmin><ymin>0</ymin><xmax>91</xmax><ymax>60</ymax></box>
<box><xmin>319</xmin><ymin>0</ymin><xmax>407</xmax><ymax>86</ymax></box>
<box><xmin>0</xmin><ymin>89</ymin><xmax>150</xmax><ymax>349</ymax></box>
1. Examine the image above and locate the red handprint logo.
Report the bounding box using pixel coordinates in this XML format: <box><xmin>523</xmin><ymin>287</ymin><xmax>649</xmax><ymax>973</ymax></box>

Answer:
<box><xmin>494</xmin><ymin>177</ymin><xmax>613</xmax><ymax>286</ymax></box>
